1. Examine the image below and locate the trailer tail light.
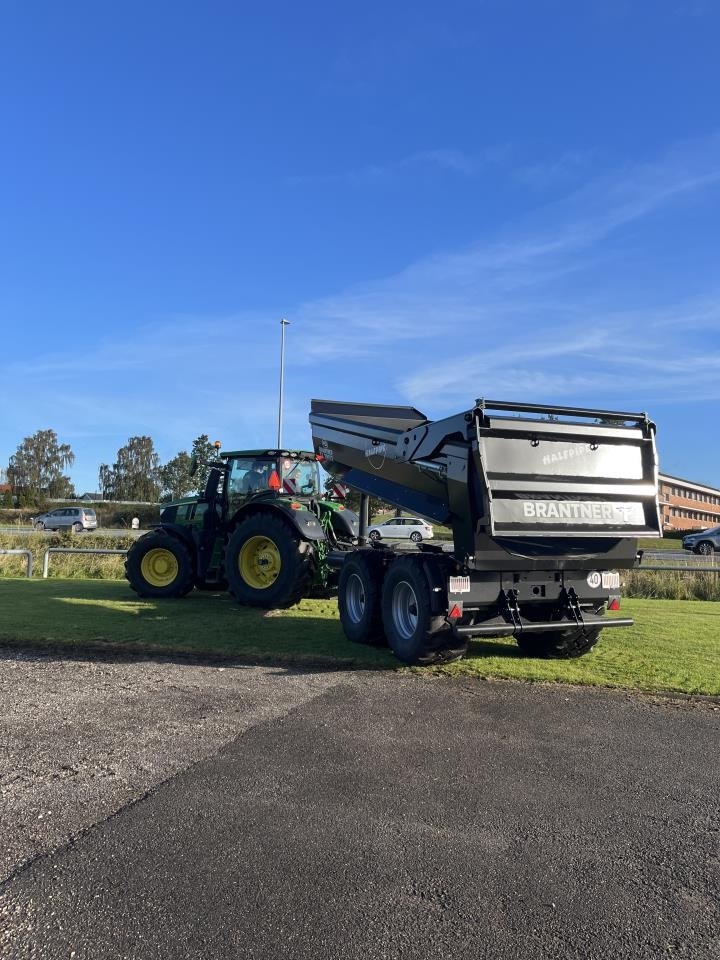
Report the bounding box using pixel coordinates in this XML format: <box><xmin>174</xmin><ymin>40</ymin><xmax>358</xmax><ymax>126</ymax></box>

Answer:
<box><xmin>607</xmin><ymin>596</ymin><xmax>621</xmax><ymax>611</ymax></box>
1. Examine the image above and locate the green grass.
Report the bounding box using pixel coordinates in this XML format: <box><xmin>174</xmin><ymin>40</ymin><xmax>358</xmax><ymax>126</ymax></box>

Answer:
<box><xmin>0</xmin><ymin>579</ymin><xmax>718</xmax><ymax>695</ymax></box>
<box><xmin>639</xmin><ymin>537</ymin><xmax>682</xmax><ymax>551</ymax></box>
<box><xmin>434</xmin><ymin>598</ymin><xmax>720</xmax><ymax>695</ymax></box>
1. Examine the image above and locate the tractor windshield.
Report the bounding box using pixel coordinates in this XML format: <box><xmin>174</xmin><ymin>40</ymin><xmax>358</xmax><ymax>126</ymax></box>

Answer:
<box><xmin>280</xmin><ymin>458</ymin><xmax>320</xmax><ymax>497</ymax></box>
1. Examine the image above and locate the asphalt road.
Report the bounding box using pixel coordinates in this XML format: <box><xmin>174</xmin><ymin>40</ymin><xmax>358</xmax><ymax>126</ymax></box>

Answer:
<box><xmin>0</xmin><ymin>648</ymin><xmax>718</xmax><ymax>959</ymax></box>
<box><xmin>0</xmin><ymin>526</ymin><xmax>142</xmax><ymax>538</ymax></box>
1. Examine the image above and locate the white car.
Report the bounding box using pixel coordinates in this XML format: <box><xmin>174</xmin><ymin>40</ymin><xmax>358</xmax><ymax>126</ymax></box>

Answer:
<box><xmin>367</xmin><ymin>516</ymin><xmax>434</xmax><ymax>543</ymax></box>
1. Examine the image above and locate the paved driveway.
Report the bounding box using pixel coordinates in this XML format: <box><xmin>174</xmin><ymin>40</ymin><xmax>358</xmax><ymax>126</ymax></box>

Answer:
<box><xmin>0</xmin><ymin>646</ymin><xmax>718</xmax><ymax>959</ymax></box>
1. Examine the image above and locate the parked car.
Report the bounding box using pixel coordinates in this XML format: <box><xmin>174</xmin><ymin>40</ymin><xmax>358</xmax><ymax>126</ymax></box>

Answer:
<box><xmin>681</xmin><ymin>526</ymin><xmax>720</xmax><ymax>555</ymax></box>
<box><xmin>367</xmin><ymin>516</ymin><xmax>434</xmax><ymax>543</ymax></box>
<box><xmin>32</xmin><ymin>507</ymin><xmax>98</xmax><ymax>533</ymax></box>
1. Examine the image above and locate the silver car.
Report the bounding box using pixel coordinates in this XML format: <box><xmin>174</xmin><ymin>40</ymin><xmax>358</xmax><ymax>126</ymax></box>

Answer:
<box><xmin>367</xmin><ymin>516</ymin><xmax>434</xmax><ymax>543</ymax></box>
<box><xmin>682</xmin><ymin>526</ymin><xmax>720</xmax><ymax>555</ymax></box>
<box><xmin>32</xmin><ymin>507</ymin><xmax>98</xmax><ymax>533</ymax></box>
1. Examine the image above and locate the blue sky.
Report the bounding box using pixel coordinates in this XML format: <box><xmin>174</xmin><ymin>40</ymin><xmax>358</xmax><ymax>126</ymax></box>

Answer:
<box><xmin>1</xmin><ymin>0</ymin><xmax>719</xmax><ymax>493</ymax></box>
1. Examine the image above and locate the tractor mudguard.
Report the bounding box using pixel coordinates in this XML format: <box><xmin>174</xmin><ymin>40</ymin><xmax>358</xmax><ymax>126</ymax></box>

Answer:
<box><xmin>235</xmin><ymin>501</ymin><xmax>327</xmax><ymax>542</ymax></box>
<box><xmin>318</xmin><ymin>502</ymin><xmax>360</xmax><ymax>539</ymax></box>
<box><xmin>146</xmin><ymin>523</ymin><xmax>196</xmax><ymax>550</ymax></box>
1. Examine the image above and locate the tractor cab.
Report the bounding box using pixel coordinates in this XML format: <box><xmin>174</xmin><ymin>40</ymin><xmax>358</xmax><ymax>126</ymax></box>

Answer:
<box><xmin>221</xmin><ymin>450</ymin><xmax>322</xmax><ymax>516</ymax></box>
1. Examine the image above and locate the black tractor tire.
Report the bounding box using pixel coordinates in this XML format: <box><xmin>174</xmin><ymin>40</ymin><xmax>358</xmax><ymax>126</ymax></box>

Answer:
<box><xmin>125</xmin><ymin>531</ymin><xmax>195</xmax><ymax>599</ymax></box>
<box><xmin>515</xmin><ymin>613</ymin><xmax>603</xmax><ymax>659</ymax></box>
<box><xmin>695</xmin><ymin>541</ymin><xmax>715</xmax><ymax>555</ymax></box>
<box><xmin>225</xmin><ymin>513</ymin><xmax>313</xmax><ymax>609</ymax></box>
<box><xmin>381</xmin><ymin>557</ymin><xmax>467</xmax><ymax>666</ymax></box>
<box><xmin>338</xmin><ymin>552</ymin><xmax>385</xmax><ymax>646</ymax></box>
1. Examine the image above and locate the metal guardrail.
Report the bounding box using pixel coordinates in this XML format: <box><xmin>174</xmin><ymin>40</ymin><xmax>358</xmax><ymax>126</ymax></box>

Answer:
<box><xmin>42</xmin><ymin>547</ymin><xmax>128</xmax><ymax>578</ymax></box>
<box><xmin>638</xmin><ymin>551</ymin><xmax>719</xmax><ymax>574</ymax></box>
<box><xmin>0</xmin><ymin>549</ymin><xmax>33</xmax><ymax>578</ymax></box>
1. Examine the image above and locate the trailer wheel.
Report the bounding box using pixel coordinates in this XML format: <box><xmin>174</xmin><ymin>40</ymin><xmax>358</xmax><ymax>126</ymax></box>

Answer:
<box><xmin>125</xmin><ymin>532</ymin><xmax>195</xmax><ymax>599</ymax></box>
<box><xmin>516</xmin><ymin>615</ymin><xmax>603</xmax><ymax>659</ymax></box>
<box><xmin>381</xmin><ymin>558</ymin><xmax>466</xmax><ymax>665</ymax></box>
<box><xmin>338</xmin><ymin>553</ymin><xmax>385</xmax><ymax>646</ymax></box>
<box><xmin>225</xmin><ymin>514</ymin><xmax>313</xmax><ymax>609</ymax></box>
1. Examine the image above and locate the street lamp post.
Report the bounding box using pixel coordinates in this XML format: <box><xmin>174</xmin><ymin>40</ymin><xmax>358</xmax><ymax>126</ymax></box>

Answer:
<box><xmin>277</xmin><ymin>318</ymin><xmax>290</xmax><ymax>448</ymax></box>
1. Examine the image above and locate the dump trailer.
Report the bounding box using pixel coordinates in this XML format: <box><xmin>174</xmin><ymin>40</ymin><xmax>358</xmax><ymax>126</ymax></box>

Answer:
<box><xmin>309</xmin><ymin>398</ymin><xmax>661</xmax><ymax>665</ymax></box>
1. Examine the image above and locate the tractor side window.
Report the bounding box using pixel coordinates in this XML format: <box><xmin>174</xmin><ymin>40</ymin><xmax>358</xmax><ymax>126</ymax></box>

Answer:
<box><xmin>281</xmin><ymin>459</ymin><xmax>320</xmax><ymax>496</ymax></box>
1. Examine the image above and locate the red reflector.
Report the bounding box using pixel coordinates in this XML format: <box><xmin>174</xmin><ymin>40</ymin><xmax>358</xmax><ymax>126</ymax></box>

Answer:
<box><xmin>315</xmin><ymin>454</ymin><xmax>325</xmax><ymax>462</ymax></box>
<box><xmin>608</xmin><ymin>597</ymin><xmax>620</xmax><ymax>611</ymax></box>
<box><xmin>290</xmin><ymin>502</ymin><xmax>302</xmax><ymax>510</ymax></box>
<box><xmin>268</xmin><ymin>470</ymin><xmax>281</xmax><ymax>491</ymax></box>
<box><xmin>448</xmin><ymin>604</ymin><xmax>463</xmax><ymax>619</ymax></box>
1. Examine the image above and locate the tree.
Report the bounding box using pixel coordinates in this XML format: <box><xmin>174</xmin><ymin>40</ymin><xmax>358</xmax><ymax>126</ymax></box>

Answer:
<box><xmin>343</xmin><ymin>487</ymin><xmax>387</xmax><ymax>520</ymax></box>
<box><xmin>190</xmin><ymin>434</ymin><xmax>219</xmax><ymax>495</ymax></box>
<box><xmin>100</xmin><ymin>436</ymin><xmax>161</xmax><ymax>502</ymax></box>
<box><xmin>158</xmin><ymin>435</ymin><xmax>219</xmax><ymax>502</ymax></box>
<box><xmin>159</xmin><ymin>451</ymin><xmax>194</xmax><ymax>502</ymax></box>
<box><xmin>7</xmin><ymin>429</ymin><xmax>75</xmax><ymax>502</ymax></box>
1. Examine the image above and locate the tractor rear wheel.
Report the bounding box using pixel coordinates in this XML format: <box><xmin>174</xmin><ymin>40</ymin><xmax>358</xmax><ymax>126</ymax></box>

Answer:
<box><xmin>125</xmin><ymin>532</ymin><xmax>195</xmax><ymax>599</ymax></box>
<box><xmin>225</xmin><ymin>514</ymin><xmax>313</xmax><ymax>609</ymax></box>
<box><xmin>338</xmin><ymin>552</ymin><xmax>385</xmax><ymax>646</ymax></box>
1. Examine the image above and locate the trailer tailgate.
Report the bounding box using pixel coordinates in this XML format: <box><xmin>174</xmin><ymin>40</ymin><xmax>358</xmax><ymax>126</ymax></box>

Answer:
<box><xmin>477</xmin><ymin>416</ymin><xmax>661</xmax><ymax>538</ymax></box>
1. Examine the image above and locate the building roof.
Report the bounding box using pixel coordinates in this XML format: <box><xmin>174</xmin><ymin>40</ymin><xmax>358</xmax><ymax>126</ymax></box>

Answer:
<box><xmin>659</xmin><ymin>473</ymin><xmax>720</xmax><ymax>497</ymax></box>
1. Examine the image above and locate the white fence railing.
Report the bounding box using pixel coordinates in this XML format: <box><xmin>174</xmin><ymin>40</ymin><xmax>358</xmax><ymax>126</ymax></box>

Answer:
<box><xmin>0</xmin><ymin>549</ymin><xmax>33</xmax><ymax>578</ymax></box>
<box><xmin>41</xmin><ymin>547</ymin><xmax>128</xmax><ymax>578</ymax></box>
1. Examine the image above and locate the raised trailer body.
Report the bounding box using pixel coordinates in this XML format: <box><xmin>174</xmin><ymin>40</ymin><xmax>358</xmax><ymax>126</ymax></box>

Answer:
<box><xmin>309</xmin><ymin>398</ymin><xmax>661</xmax><ymax>664</ymax></box>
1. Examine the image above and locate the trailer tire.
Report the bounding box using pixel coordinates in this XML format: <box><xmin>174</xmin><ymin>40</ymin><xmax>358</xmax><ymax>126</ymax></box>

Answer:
<box><xmin>381</xmin><ymin>557</ymin><xmax>466</xmax><ymax>665</ymax></box>
<box><xmin>225</xmin><ymin>514</ymin><xmax>313</xmax><ymax>609</ymax></box>
<box><xmin>516</xmin><ymin>618</ymin><xmax>603</xmax><ymax>659</ymax></box>
<box><xmin>125</xmin><ymin>532</ymin><xmax>195</xmax><ymax>599</ymax></box>
<box><xmin>338</xmin><ymin>553</ymin><xmax>385</xmax><ymax>646</ymax></box>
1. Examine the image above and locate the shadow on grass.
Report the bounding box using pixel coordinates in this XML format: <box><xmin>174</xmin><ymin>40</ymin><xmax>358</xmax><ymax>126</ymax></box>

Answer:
<box><xmin>0</xmin><ymin>577</ymin><xmax>534</xmax><ymax>674</ymax></box>
<box><xmin>464</xmin><ymin>637</ymin><xmax>525</xmax><ymax>660</ymax></box>
<box><xmin>0</xmin><ymin>578</ymin><xmax>397</xmax><ymax>673</ymax></box>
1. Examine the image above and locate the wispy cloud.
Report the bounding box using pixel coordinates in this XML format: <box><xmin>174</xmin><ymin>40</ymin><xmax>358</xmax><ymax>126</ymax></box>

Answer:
<box><xmin>286</xmin><ymin>144</ymin><xmax>508</xmax><ymax>186</ymax></box>
<box><xmin>284</xmin><ymin>134</ymin><xmax>720</xmax><ymax>411</ymax></box>
<box><xmin>4</xmin><ymin>134</ymin><xmax>720</xmax><ymax>489</ymax></box>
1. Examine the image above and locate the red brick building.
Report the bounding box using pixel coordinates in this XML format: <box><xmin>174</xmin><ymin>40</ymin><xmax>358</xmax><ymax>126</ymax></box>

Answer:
<box><xmin>659</xmin><ymin>473</ymin><xmax>720</xmax><ymax>533</ymax></box>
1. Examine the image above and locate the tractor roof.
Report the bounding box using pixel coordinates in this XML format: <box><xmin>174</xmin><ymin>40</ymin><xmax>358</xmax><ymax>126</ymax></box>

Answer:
<box><xmin>220</xmin><ymin>449</ymin><xmax>317</xmax><ymax>460</ymax></box>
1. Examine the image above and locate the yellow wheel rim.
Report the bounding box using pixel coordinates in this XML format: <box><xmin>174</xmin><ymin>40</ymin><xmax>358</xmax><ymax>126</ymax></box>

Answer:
<box><xmin>140</xmin><ymin>548</ymin><xmax>179</xmax><ymax>588</ymax></box>
<box><xmin>239</xmin><ymin>535</ymin><xmax>281</xmax><ymax>590</ymax></box>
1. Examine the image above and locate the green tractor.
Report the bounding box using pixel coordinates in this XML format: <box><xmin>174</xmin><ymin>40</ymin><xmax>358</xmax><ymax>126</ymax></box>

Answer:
<box><xmin>124</xmin><ymin>449</ymin><xmax>359</xmax><ymax>608</ymax></box>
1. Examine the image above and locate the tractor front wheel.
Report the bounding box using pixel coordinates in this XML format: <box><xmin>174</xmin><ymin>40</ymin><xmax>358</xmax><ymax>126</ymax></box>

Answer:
<box><xmin>225</xmin><ymin>514</ymin><xmax>313</xmax><ymax>609</ymax></box>
<box><xmin>125</xmin><ymin>532</ymin><xmax>195</xmax><ymax>599</ymax></box>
